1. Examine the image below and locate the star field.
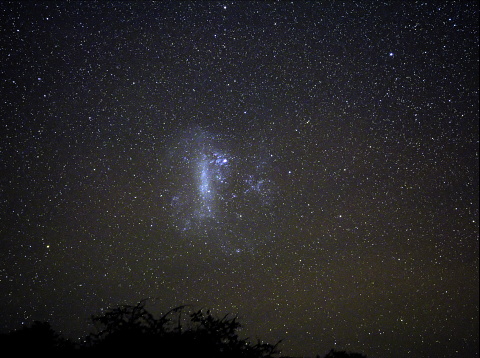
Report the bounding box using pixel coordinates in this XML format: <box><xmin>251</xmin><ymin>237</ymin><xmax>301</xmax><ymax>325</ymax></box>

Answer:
<box><xmin>0</xmin><ymin>1</ymin><xmax>478</xmax><ymax>357</ymax></box>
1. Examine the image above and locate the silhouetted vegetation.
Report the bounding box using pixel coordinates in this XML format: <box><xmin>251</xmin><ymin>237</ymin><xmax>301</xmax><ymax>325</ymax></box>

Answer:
<box><xmin>82</xmin><ymin>300</ymin><xmax>280</xmax><ymax>357</ymax></box>
<box><xmin>0</xmin><ymin>320</ymin><xmax>74</xmax><ymax>354</ymax></box>
<box><xmin>0</xmin><ymin>300</ymin><xmax>367</xmax><ymax>357</ymax></box>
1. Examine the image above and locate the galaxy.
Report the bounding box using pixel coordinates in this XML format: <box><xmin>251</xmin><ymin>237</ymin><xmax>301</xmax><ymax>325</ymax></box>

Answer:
<box><xmin>0</xmin><ymin>1</ymin><xmax>478</xmax><ymax>357</ymax></box>
<box><xmin>165</xmin><ymin>126</ymin><xmax>278</xmax><ymax>254</ymax></box>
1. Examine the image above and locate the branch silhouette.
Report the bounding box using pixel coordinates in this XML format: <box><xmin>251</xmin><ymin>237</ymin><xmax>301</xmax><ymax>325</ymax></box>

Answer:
<box><xmin>0</xmin><ymin>300</ymin><xmax>367</xmax><ymax>357</ymax></box>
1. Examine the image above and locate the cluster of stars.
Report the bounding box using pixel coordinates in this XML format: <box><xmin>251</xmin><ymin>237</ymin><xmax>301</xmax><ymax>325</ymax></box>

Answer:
<box><xmin>0</xmin><ymin>2</ymin><xmax>478</xmax><ymax>357</ymax></box>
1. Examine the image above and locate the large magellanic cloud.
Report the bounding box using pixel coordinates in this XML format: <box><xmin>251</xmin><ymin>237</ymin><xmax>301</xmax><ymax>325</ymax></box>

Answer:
<box><xmin>165</xmin><ymin>126</ymin><xmax>278</xmax><ymax>254</ymax></box>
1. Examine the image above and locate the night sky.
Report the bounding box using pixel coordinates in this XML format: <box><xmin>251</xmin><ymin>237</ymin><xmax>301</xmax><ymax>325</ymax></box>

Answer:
<box><xmin>0</xmin><ymin>1</ymin><xmax>478</xmax><ymax>357</ymax></box>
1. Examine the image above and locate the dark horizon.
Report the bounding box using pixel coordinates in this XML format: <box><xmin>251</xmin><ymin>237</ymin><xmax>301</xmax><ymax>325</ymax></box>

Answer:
<box><xmin>0</xmin><ymin>1</ymin><xmax>478</xmax><ymax>357</ymax></box>
<box><xmin>0</xmin><ymin>301</ymin><xmax>369</xmax><ymax>357</ymax></box>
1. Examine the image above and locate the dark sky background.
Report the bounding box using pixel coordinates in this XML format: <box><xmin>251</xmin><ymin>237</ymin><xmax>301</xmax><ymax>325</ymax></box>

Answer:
<box><xmin>0</xmin><ymin>1</ymin><xmax>478</xmax><ymax>357</ymax></box>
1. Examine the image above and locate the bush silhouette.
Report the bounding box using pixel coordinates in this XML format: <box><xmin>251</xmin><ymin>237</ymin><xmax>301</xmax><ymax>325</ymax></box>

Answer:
<box><xmin>0</xmin><ymin>320</ymin><xmax>73</xmax><ymax>354</ymax></box>
<box><xmin>0</xmin><ymin>301</ymin><xmax>367</xmax><ymax>357</ymax></box>
<box><xmin>83</xmin><ymin>300</ymin><xmax>281</xmax><ymax>357</ymax></box>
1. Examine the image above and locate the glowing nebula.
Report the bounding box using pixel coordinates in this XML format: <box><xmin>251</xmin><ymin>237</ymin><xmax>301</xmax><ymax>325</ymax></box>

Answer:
<box><xmin>166</xmin><ymin>127</ymin><xmax>277</xmax><ymax>253</ymax></box>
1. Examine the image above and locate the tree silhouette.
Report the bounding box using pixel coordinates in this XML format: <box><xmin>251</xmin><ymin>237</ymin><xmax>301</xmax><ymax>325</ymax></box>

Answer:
<box><xmin>0</xmin><ymin>320</ymin><xmax>73</xmax><ymax>354</ymax></box>
<box><xmin>0</xmin><ymin>301</ymin><xmax>367</xmax><ymax>357</ymax></box>
<box><xmin>83</xmin><ymin>300</ymin><xmax>280</xmax><ymax>357</ymax></box>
